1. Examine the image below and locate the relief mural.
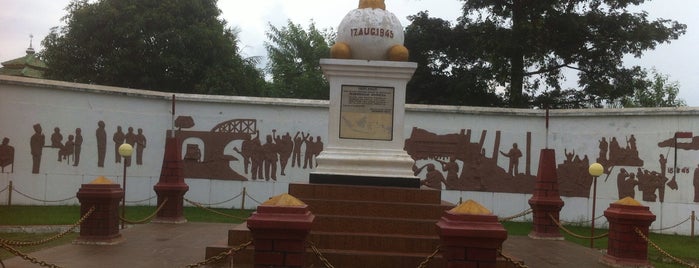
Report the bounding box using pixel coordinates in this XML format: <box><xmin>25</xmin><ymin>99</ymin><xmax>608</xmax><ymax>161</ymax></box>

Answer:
<box><xmin>173</xmin><ymin>116</ymin><xmax>323</xmax><ymax>181</ymax></box>
<box><xmin>24</xmin><ymin>122</ymin><xmax>148</xmax><ymax>174</ymax></box>
<box><xmin>404</xmin><ymin>127</ymin><xmax>699</xmax><ymax>203</ymax></box>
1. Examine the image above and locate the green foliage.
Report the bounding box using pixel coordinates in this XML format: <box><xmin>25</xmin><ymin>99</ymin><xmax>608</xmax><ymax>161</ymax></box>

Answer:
<box><xmin>41</xmin><ymin>0</ymin><xmax>266</xmax><ymax>95</ymax></box>
<box><xmin>619</xmin><ymin>69</ymin><xmax>686</xmax><ymax>107</ymax></box>
<box><xmin>405</xmin><ymin>0</ymin><xmax>687</xmax><ymax>107</ymax></box>
<box><xmin>264</xmin><ymin>20</ymin><xmax>332</xmax><ymax>100</ymax></box>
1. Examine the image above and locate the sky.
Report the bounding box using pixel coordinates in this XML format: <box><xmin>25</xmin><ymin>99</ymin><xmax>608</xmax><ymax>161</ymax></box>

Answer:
<box><xmin>1</xmin><ymin>0</ymin><xmax>697</xmax><ymax>106</ymax></box>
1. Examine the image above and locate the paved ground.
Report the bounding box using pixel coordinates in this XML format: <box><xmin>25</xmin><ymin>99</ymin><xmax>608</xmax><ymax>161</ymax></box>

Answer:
<box><xmin>2</xmin><ymin>222</ymin><xmax>608</xmax><ymax>268</ymax></box>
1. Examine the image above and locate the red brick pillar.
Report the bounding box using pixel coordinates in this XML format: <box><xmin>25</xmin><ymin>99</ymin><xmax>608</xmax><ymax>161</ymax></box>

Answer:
<box><xmin>153</xmin><ymin>136</ymin><xmax>189</xmax><ymax>223</ymax></box>
<box><xmin>528</xmin><ymin>149</ymin><xmax>565</xmax><ymax>239</ymax></box>
<box><xmin>601</xmin><ymin>197</ymin><xmax>656</xmax><ymax>268</ymax></box>
<box><xmin>436</xmin><ymin>200</ymin><xmax>508</xmax><ymax>268</ymax></box>
<box><xmin>74</xmin><ymin>176</ymin><xmax>125</xmax><ymax>245</ymax></box>
<box><xmin>247</xmin><ymin>194</ymin><xmax>314</xmax><ymax>268</ymax></box>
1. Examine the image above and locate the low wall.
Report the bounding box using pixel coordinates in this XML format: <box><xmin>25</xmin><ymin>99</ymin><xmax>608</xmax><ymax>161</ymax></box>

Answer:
<box><xmin>1</xmin><ymin>75</ymin><xmax>697</xmax><ymax>235</ymax></box>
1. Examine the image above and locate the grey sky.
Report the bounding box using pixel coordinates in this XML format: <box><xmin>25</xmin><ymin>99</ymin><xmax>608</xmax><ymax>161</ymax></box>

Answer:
<box><xmin>1</xmin><ymin>0</ymin><xmax>696</xmax><ymax>106</ymax></box>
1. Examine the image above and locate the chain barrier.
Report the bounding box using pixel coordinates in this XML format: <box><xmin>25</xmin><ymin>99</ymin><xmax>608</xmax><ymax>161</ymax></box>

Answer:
<box><xmin>119</xmin><ymin>198</ymin><xmax>168</xmax><ymax>224</ymax></box>
<box><xmin>124</xmin><ymin>195</ymin><xmax>157</xmax><ymax>204</ymax></box>
<box><xmin>498</xmin><ymin>249</ymin><xmax>529</xmax><ymax>268</ymax></box>
<box><xmin>308</xmin><ymin>240</ymin><xmax>335</xmax><ymax>268</ymax></box>
<box><xmin>12</xmin><ymin>187</ymin><xmax>76</xmax><ymax>203</ymax></box>
<box><xmin>0</xmin><ymin>206</ymin><xmax>95</xmax><ymax>247</ymax></box>
<box><xmin>548</xmin><ymin>213</ymin><xmax>609</xmax><ymax>240</ymax></box>
<box><xmin>0</xmin><ymin>241</ymin><xmax>63</xmax><ymax>268</ymax></box>
<box><xmin>185</xmin><ymin>191</ymin><xmax>244</xmax><ymax>207</ymax></box>
<box><xmin>184</xmin><ymin>198</ymin><xmax>249</xmax><ymax>221</ymax></box>
<box><xmin>184</xmin><ymin>240</ymin><xmax>252</xmax><ymax>268</ymax></box>
<box><xmin>499</xmin><ymin>208</ymin><xmax>533</xmax><ymax>222</ymax></box>
<box><xmin>634</xmin><ymin>227</ymin><xmax>699</xmax><ymax>268</ymax></box>
<box><xmin>0</xmin><ymin>185</ymin><xmax>7</xmax><ymax>195</ymax></box>
<box><xmin>416</xmin><ymin>245</ymin><xmax>440</xmax><ymax>268</ymax></box>
<box><xmin>650</xmin><ymin>216</ymin><xmax>692</xmax><ymax>232</ymax></box>
<box><xmin>559</xmin><ymin>214</ymin><xmax>606</xmax><ymax>225</ymax></box>
<box><xmin>244</xmin><ymin>192</ymin><xmax>264</xmax><ymax>205</ymax></box>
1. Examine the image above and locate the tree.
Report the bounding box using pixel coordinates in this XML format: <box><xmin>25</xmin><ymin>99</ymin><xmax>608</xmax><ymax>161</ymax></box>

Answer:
<box><xmin>405</xmin><ymin>0</ymin><xmax>686</xmax><ymax>107</ymax></box>
<box><xmin>619</xmin><ymin>69</ymin><xmax>686</xmax><ymax>107</ymax></box>
<box><xmin>41</xmin><ymin>0</ymin><xmax>266</xmax><ymax>95</ymax></box>
<box><xmin>264</xmin><ymin>20</ymin><xmax>332</xmax><ymax>100</ymax></box>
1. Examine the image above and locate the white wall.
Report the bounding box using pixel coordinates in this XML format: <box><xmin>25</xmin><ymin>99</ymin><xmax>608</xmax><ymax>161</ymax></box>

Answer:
<box><xmin>1</xmin><ymin>75</ymin><xmax>698</xmax><ymax>235</ymax></box>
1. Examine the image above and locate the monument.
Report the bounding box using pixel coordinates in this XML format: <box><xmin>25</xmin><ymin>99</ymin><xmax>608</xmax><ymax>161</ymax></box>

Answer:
<box><xmin>310</xmin><ymin>0</ymin><xmax>419</xmax><ymax>187</ymax></box>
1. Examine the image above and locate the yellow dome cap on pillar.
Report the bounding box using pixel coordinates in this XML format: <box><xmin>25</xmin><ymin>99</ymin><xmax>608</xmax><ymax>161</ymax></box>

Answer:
<box><xmin>449</xmin><ymin>199</ymin><xmax>492</xmax><ymax>215</ymax></box>
<box><xmin>263</xmin><ymin>193</ymin><xmax>306</xmax><ymax>207</ymax></box>
<box><xmin>614</xmin><ymin>197</ymin><xmax>642</xmax><ymax>206</ymax></box>
<box><xmin>89</xmin><ymin>176</ymin><xmax>115</xmax><ymax>184</ymax></box>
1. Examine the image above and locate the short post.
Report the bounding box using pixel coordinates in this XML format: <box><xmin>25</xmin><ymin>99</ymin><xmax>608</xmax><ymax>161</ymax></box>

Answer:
<box><xmin>692</xmin><ymin>210</ymin><xmax>695</xmax><ymax>240</ymax></box>
<box><xmin>436</xmin><ymin>199</ymin><xmax>507</xmax><ymax>268</ymax></box>
<box><xmin>247</xmin><ymin>193</ymin><xmax>314</xmax><ymax>268</ymax></box>
<box><xmin>118</xmin><ymin>143</ymin><xmax>133</xmax><ymax>229</ymax></box>
<box><xmin>588</xmin><ymin>163</ymin><xmax>604</xmax><ymax>248</ymax></box>
<box><xmin>600</xmin><ymin>197</ymin><xmax>656</xmax><ymax>268</ymax></box>
<box><xmin>74</xmin><ymin>176</ymin><xmax>125</xmax><ymax>245</ymax></box>
<box><xmin>241</xmin><ymin>187</ymin><xmax>246</xmax><ymax>210</ymax></box>
<box><xmin>7</xmin><ymin>180</ymin><xmax>12</xmax><ymax>206</ymax></box>
<box><xmin>528</xmin><ymin>149</ymin><xmax>564</xmax><ymax>239</ymax></box>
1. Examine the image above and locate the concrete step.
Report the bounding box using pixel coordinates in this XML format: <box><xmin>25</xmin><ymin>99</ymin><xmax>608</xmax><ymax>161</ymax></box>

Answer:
<box><xmin>312</xmin><ymin>214</ymin><xmax>440</xmax><ymax>236</ymax></box>
<box><xmin>289</xmin><ymin>183</ymin><xmax>443</xmax><ymax>204</ymax></box>
<box><xmin>302</xmin><ymin>197</ymin><xmax>453</xmax><ymax>219</ymax></box>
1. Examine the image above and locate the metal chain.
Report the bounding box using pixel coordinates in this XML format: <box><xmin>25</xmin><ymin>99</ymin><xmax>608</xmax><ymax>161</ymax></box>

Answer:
<box><xmin>416</xmin><ymin>245</ymin><xmax>440</xmax><ymax>268</ymax></box>
<box><xmin>548</xmin><ymin>213</ymin><xmax>609</xmax><ymax>240</ymax></box>
<box><xmin>244</xmin><ymin>192</ymin><xmax>264</xmax><ymax>205</ymax></box>
<box><xmin>650</xmin><ymin>216</ymin><xmax>691</xmax><ymax>232</ymax></box>
<box><xmin>185</xmin><ymin>191</ymin><xmax>243</xmax><ymax>206</ymax></box>
<box><xmin>184</xmin><ymin>198</ymin><xmax>249</xmax><ymax>221</ymax></box>
<box><xmin>184</xmin><ymin>240</ymin><xmax>252</xmax><ymax>268</ymax></box>
<box><xmin>125</xmin><ymin>195</ymin><xmax>157</xmax><ymax>204</ymax></box>
<box><xmin>499</xmin><ymin>208</ymin><xmax>533</xmax><ymax>222</ymax></box>
<box><xmin>634</xmin><ymin>227</ymin><xmax>699</xmax><ymax>268</ymax></box>
<box><xmin>498</xmin><ymin>249</ymin><xmax>529</xmax><ymax>268</ymax></box>
<box><xmin>0</xmin><ymin>185</ymin><xmax>7</xmax><ymax>194</ymax></box>
<box><xmin>12</xmin><ymin>188</ymin><xmax>76</xmax><ymax>203</ymax></box>
<box><xmin>0</xmin><ymin>241</ymin><xmax>63</xmax><ymax>268</ymax></box>
<box><xmin>119</xmin><ymin>198</ymin><xmax>168</xmax><ymax>224</ymax></box>
<box><xmin>308</xmin><ymin>240</ymin><xmax>335</xmax><ymax>268</ymax></box>
<box><xmin>0</xmin><ymin>206</ymin><xmax>95</xmax><ymax>247</ymax></box>
<box><xmin>559</xmin><ymin>214</ymin><xmax>606</xmax><ymax>225</ymax></box>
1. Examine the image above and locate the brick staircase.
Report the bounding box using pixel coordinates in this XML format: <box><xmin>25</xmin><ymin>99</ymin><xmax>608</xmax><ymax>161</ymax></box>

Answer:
<box><xmin>206</xmin><ymin>183</ymin><xmax>454</xmax><ymax>267</ymax></box>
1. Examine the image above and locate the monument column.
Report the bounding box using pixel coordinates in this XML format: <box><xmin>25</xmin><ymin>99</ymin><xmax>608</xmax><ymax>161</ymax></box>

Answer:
<box><xmin>310</xmin><ymin>59</ymin><xmax>419</xmax><ymax>187</ymax></box>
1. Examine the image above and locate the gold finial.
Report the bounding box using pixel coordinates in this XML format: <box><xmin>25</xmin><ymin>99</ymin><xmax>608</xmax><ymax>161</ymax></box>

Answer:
<box><xmin>358</xmin><ymin>0</ymin><xmax>386</xmax><ymax>10</ymax></box>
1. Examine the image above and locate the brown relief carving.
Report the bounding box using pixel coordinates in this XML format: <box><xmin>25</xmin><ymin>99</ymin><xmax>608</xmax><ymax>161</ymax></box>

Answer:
<box><xmin>124</xmin><ymin>127</ymin><xmax>135</xmax><ymax>167</ymax></box>
<box><xmin>30</xmin><ymin>123</ymin><xmax>44</xmax><ymax>173</ymax></box>
<box><xmin>0</xmin><ymin>137</ymin><xmax>15</xmax><ymax>173</ymax></box>
<box><xmin>174</xmin><ymin>116</ymin><xmax>323</xmax><ymax>181</ymax></box>
<box><xmin>694</xmin><ymin>164</ymin><xmax>699</xmax><ymax>202</ymax></box>
<box><xmin>557</xmin><ymin>149</ymin><xmax>592</xmax><ymax>197</ymax></box>
<box><xmin>73</xmin><ymin>128</ymin><xmax>82</xmax><ymax>166</ymax></box>
<box><xmin>404</xmin><ymin>127</ymin><xmax>535</xmax><ymax>193</ymax></box>
<box><xmin>113</xmin><ymin>126</ymin><xmax>124</xmax><ymax>163</ymax></box>
<box><xmin>596</xmin><ymin>135</ymin><xmax>644</xmax><ymax>172</ymax></box>
<box><xmin>96</xmin><ymin>121</ymin><xmax>106</xmax><ymax>167</ymax></box>
<box><xmin>135</xmin><ymin>128</ymin><xmax>146</xmax><ymax>166</ymax></box>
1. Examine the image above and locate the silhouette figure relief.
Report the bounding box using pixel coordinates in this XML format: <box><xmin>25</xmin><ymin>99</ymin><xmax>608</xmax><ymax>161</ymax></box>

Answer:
<box><xmin>135</xmin><ymin>128</ymin><xmax>146</xmax><ymax>165</ymax></box>
<box><xmin>73</xmin><ymin>128</ymin><xmax>82</xmax><ymax>166</ymax></box>
<box><xmin>596</xmin><ymin>135</ymin><xmax>644</xmax><ymax>172</ymax></box>
<box><xmin>30</xmin><ymin>124</ymin><xmax>45</xmax><ymax>174</ymax></box>
<box><xmin>174</xmin><ymin>116</ymin><xmax>323</xmax><ymax>181</ymax></box>
<box><xmin>557</xmin><ymin>148</ymin><xmax>592</xmax><ymax>197</ymax></box>
<box><xmin>694</xmin><ymin>164</ymin><xmax>699</xmax><ymax>202</ymax></box>
<box><xmin>0</xmin><ymin>137</ymin><xmax>15</xmax><ymax>173</ymax></box>
<box><xmin>500</xmin><ymin>143</ymin><xmax>522</xmax><ymax>176</ymax></box>
<box><xmin>96</xmin><ymin>121</ymin><xmax>107</xmax><ymax>167</ymax></box>
<box><xmin>405</xmin><ymin>127</ymin><xmax>535</xmax><ymax>193</ymax></box>
<box><xmin>415</xmin><ymin>163</ymin><xmax>447</xmax><ymax>190</ymax></box>
<box><xmin>51</xmin><ymin>127</ymin><xmax>63</xmax><ymax>161</ymax></box>
<box><xmin>113</xmin><ymin>126</ymin><xmax>124</xmax><ymax>163</ymax></box>
<box><xmin>124</xmin><ymin>127</ymin><xmax>136</xmax><ymax>167</ymax></box>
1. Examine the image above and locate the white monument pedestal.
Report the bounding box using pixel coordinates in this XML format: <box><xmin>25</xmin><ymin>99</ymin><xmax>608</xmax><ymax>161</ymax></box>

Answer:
<box><xmin>310</xmin><ymin>58</ymin><xmax>419</xmax><ymax>188</ymax></box>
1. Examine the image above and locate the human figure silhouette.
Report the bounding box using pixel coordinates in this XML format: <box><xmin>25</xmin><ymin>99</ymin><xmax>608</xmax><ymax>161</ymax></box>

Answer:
<box><xmin>598</xmin><ymin>137</ymin><xmax>608</xmax><ymax>162</ymax></box>
<box><xmin>0</xmin><ymin>137</ymin><xmax>14</xmax><ymax>173</ymax></box>
<box><xmin>275</xmin><ymin>131</ymin><xmax>293</xmax><ymax>175</ymax></box>
<box><xmin>60</xmin><ymin>135</ymin><xmax>75</xmax><ymax>163</ymax></box>
<box><xmin>303</xmin><ymin>136</ymin><xmax>315</xmax><ymax>169</ymax></box>
<box><xmin>51</xmin><ymin>127</ymin><xmax>63</xmax><ymax>161</ymax></box>
<box><xmin>30</xmin><ymin>124</ymin><xmax>45</xmax><ymax>174</ymax></box>
<box><xmin>418</xmin><ymin>164</ymin><xmax>447</xmax><ymax>190</ymax></box>
<box><xmin>659</xmin><ymin>154</ymin><xmax>667</xmax><ymax>178</ymax></box>
<box><xmin>73</xmin><ymin>128</ymin><xmax>82</xmax><ymax>166</ymax></box>
<box><xmin>313</xmin><ymin>136</ymin><xmax>323</xmax><ymax>168</ymax></box>
<box><xmin>500</xmin><ymin>143</ymin><xmax>522</xmax><ymax>176</ymax></box>
<box><xmin>96</xmin><ymin>121</ymin><xmax>106</xmax><ymax>167</ymax></box>
<box><xmin>262</xmin><ymin>134</ymin><xmax>278</xmax><ymax>181</ymax></box>
<box><xmin>135</xmin><ymin>128</ymin><xmax>146</xmax><ymax>165</ymax></box>
<box><xmin>292</xmin><ymin>131</ymin><xmax>309</xmax><ymax>168</ymax></box>
<box><xmin>113</xmin><ymin>126</ymin><xmax>124</xmax><ymax>163</ymax></box>
<box><xmin>437</xmin><ymin>156</ymin><xmax>459</xmax><ymax>188</ymax></box>
<box><xmin>124</xmin><ymin>127</ymin><xmax>136</xmax><ymax>167</ymax></box>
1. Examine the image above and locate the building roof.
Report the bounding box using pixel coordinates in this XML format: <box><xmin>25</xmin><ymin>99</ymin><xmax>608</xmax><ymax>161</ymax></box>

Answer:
<box><xmin>0</xmin><ymin>41</ymin><xmax>48</xmax><ymax>79</ymax></box>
